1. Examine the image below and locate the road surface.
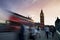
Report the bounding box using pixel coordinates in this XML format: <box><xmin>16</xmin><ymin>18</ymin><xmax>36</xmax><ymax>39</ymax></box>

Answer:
<box><xmin>0</xmin><ymin>30</ymin><xmax>59</xmax><ymax>40</ymax></box>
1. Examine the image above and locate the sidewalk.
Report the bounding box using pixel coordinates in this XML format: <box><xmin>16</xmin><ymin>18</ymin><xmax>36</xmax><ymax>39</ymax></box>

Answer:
<box><xmin>38</xmin><ymin>30</ymin><xmax>59</xmax><ymax>40</ymax></box>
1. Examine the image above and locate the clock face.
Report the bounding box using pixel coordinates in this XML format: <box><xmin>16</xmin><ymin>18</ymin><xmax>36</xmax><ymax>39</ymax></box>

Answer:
<box><xmin>40</xmin><ymin>14</ymin><xmax>43</xmax><ymax>16</ymax></box>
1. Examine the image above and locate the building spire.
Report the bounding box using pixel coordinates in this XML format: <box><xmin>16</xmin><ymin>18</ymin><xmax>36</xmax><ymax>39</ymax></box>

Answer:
<box><xmin>40</xmin><ymin>9</ymin><xmax>44</xmax><ymax>15</ymax></box>
<box><xmin>57</xmin><ymin>17</ymin><xmax>59</xmax><ymax>20</ymax></box>
<box><xmin>55</xmin><ymin>17</ymin><xmax>60</xmax><ymax>23</ymax></box>
<box><xmin>40</xmin><ymin>9</ymin><xmax>44</xmax><ymax>29</ymax></box>
<box><xmin>41</xmin><ymin>9</ymin><xmax>43</xmax><ymax>13</ymax></box>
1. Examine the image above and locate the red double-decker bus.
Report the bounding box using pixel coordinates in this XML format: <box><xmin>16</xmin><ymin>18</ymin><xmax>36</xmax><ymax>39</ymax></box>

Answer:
<box><xmin>6</xmin><ymin>11</ymin><xmax>34</xmax><ymax>31</ymax></box>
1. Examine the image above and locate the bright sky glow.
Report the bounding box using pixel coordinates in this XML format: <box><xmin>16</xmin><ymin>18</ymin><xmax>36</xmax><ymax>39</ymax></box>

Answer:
<box><xmin>0</xmin><ymin>0</ymin><xmax>60</xmax><ymax>25</ymax></box>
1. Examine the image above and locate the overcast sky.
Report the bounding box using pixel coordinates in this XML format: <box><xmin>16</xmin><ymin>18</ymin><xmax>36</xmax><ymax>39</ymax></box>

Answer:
<box><xmin>0</xmin><ymin>0</ymin><xmax>60</xmax><ymax>25</ymax></box>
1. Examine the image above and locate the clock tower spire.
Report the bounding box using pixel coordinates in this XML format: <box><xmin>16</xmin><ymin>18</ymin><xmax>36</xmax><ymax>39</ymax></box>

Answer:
<box><xmin>40</xmin><ymin>10</ymin><xmax>44</xmax><ymax>29</ymax></box>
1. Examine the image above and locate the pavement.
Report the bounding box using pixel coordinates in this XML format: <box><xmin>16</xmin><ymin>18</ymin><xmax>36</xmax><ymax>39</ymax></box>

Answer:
<box><xmin>24</xmin><ymin>29</ymin><xmax>59</xmax><ymax>40</ymax></box>
<box><xmin>34</xmin><ymin>30</ymin><xmax>52</xmax><ymax>40</ymax></box>
<box><xmin>0</xmin><ymin>30</ymin><xmax>59</xmax><ymax>40</ymax></box>
<box><xmin>35</xmin><ymin>30</ymin><xmax>59</xmax><ymax>40</ymax></box>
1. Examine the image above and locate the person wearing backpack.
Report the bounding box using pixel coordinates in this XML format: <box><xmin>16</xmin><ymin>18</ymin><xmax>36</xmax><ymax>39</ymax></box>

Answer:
<box><xmin>29</xmin><ymin>27</ymin><xmax>37</xmax><ymax>40</ymax></box>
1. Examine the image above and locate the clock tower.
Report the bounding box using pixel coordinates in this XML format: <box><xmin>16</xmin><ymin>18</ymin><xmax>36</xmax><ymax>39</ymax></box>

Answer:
<box><xmin>40</xmin><ymin>10</ymin><xmax>44</xmax><ymax>29</ymax></box>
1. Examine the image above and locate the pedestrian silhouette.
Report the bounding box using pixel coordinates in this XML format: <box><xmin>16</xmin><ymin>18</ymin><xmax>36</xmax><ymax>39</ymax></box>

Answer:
<box><xmin>44</xmin><ymin>27</ymin><xmax>49</xmax><ymax>39</ymax></box>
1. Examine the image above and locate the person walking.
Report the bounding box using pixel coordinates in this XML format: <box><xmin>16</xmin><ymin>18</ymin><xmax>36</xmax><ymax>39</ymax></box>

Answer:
<box><xmin>18</xmin><ymin>24</ymin><xmax>25</xmax><ymax>40</ymax></box>
<box><xmin>44</xmin><ymin>27</ymin><xmax>50</xmax><ymax>39</ymax></box>
<box><xmin>29</xmin><ymin>27</ymin><xmax>37</xmax><ymax>40</ymax></box>
<box><xmin>50</xmin><ymin>27</ymin><xmax>56</xmax><ymax>37</ymax></box>
<box><xmin>36</xmin><ymin>27</ymin><xmax>41</xmax><ymax>40</ymax></box>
